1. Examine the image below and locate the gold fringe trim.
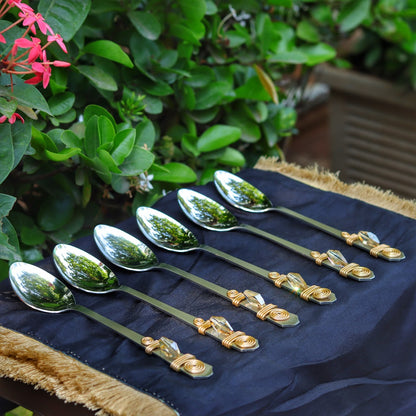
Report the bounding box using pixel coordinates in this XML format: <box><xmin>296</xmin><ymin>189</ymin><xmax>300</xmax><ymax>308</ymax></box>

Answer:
<box><xmin>255</xmin><ymin>157</ymin><xmax>416</xmax><ymax>220</ymax></box>
<box><xmin>0</xmin><ymin>327</ymin><xmax>176</xmax><ymax>416</ymax></box>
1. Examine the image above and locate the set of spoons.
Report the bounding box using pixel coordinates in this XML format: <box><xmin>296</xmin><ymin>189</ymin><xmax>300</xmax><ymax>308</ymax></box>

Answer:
<box><xmin>8</xmin><ymin>169</ymin><xmax>405</xmax><ymax>379</ymax></box>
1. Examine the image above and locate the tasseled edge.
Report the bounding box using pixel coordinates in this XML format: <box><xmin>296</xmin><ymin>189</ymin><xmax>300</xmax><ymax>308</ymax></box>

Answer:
<box><xmin>255</xmin><ymin>157</ymin><xmax>416</xmax><ymax>220</ymax></box>
<box><xmin>0</xmin><ymin>327</ymin><xmax>177</xmax><ymax>416</ymax></box>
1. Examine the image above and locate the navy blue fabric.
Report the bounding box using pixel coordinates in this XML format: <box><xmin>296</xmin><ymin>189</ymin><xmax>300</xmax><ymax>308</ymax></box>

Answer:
<box><xmin>1</xmin><ymin>168</ymin><xmax>415</xmax><ymax>416</ymax></box>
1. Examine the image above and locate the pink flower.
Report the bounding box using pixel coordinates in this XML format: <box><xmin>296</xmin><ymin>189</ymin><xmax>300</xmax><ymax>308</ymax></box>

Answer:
<box><xmin>8</xmin><ymin>1</ymin><xmax>33</xmax><ymax>13</ymax></box>
<box><xmin>52</xmin><ymin>60</ymin><xmax>71</xmax><ymax>67</ymax></box>
<box><xmin>12</xmin><ymin>37</ymin><xmax>41</xmax><ymax>62</ymax></box>
<box><xmin>20</xmin><ymin>11</ymin><xmax>53</xmax><ymax>35</ymax></box>
<box><xmin>0</xmin><ymin>34</ymin><xmax>5</xmax><ymax>44</ymax></box>
<box><xmin>31</xmin><ymin>61</ymin><xmax>51</xmax><ymax>88</ymax></box>
<box><xmin>47</xmin><ymin>34</ymin><xmax>67</xmax><ymax>53</ymax></box>
<box><xmin>0</xmin><ymin>112</ymin><xmax>24</xmax><ymax>124</ymax></box>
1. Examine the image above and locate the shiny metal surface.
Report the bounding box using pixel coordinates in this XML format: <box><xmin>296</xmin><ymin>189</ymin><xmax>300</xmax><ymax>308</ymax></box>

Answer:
<box><xmin>9</xmin><ymin>262</ymin><xmax>75</xmax><ymax>313</ymax></box>
<box><xmin>94</xmin><ymin>224</ymin><xmax>159</xmax><ymax>271</ymax></box>
<box><xmin>136</xmin><ymin>206</ymin><xmax>199</xmax><ymax>252</ymax></box>
<box><xmin>214</xmin><ymin>170</ymin><xmax>272</xmax><ymax>212</ymax></box>
<box><xmin>177</xmin><ymin>189</ymin><xmax>238</xmax><ymax>231</ymax></box>
<box><xmin>53</xmin><ymin>244</ymin><xmax>119</xmax><ymax>293</ymax></box>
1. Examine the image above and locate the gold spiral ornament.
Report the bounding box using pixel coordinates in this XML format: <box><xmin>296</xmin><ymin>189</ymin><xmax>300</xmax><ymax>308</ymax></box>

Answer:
<box><xmin>351</xmin><ymin>266</ymin><xmax>372</xmax><ymax>278</ymax></box>
<box><xmin>312</xmin><ymin>287</ymin><xmax>332</xmax><ymax>300</ymax></box>
<box><xmin>381</xmin><ymin>247</ymin><xmax>402</xmax><ymax>258</ymax></box>
<box><xmin>141</xmin><ymin>337</ymin><xmax>154</xmax><ymax>346</ymax></box>
<box><xmin>233</xmin><ymin>334</ymin><xmax>257</xmax><ymax>349</ymax></box>
<box><xmin>184</xmin><ymin>359</ymin><xmax>206</xmax><ymax>374</ymax></box>
<box><xmin>269</xmin><ymin>308</ymin><xmax>290</xmax><ymax>321</ymax></box>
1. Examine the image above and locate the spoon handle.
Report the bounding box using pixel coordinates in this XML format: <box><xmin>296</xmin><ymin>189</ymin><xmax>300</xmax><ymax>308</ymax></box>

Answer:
<box><xmin>198</xmin><ymin>244</ymin><xmax>336</xmax><ymax>303</ymax></box>
<box><xmin>70</xmin><ymin>304</ymin><xmax>213</xmax><ymax>378</ymax></box>
<box><xmin>117</xmin><ymin>285</ymin><xmax>258</xmax><ymax>352</ymax></box>
<box><xmin>158</xmin><ymin>262</ymin><xmax>229</xmax><ymax>297</ymax></box>
<box><xmin>158</xmin><ymin>262</ymin><xmax>299</xmax><ymax>327</ymax></box>
<box><xmin>199</xmin><ymin>243</ymin><xmax>271</xmax><ymax>277</ymax></box>
<box><xmin>272</xmin><ymin>206</ymin><xmax>405</xmax><ymax>261</ymax></box>
<box><xmin>238</xmin><ymin>223</ymin><xmax>375</xmax><ymax>280</ymax></box>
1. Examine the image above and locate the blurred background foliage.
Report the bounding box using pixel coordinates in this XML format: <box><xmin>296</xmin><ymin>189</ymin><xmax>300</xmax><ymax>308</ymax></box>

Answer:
<box><xmin>1</xmin><ymin>0</ymin><xmax>416</xmax><ymax>279</ymax></box>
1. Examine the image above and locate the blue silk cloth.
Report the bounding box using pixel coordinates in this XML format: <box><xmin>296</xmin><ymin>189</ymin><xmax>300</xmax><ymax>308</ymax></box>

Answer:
<box><xmin>1</xmin><ymin>168</ymin><xmax>415</xmax><ymax>415</ymax></box>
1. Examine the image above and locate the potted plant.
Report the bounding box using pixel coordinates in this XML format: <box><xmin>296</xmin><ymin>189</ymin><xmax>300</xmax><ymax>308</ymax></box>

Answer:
<box><xmin>313</xmin><ymin>0</ymin><xmax>416</xmax><ymax>199</ymax></box>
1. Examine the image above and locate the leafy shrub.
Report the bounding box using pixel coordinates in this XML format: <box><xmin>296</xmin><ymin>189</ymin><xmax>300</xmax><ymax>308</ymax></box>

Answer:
<box><xmin>2</xmin><ymin>0</ymin><xmax>366</xmax><ymax>276</ymax></box>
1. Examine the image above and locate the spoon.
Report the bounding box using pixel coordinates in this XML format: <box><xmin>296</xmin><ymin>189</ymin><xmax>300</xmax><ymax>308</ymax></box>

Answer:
<box><xmin>214</xmin><ymin>170</ymin><xmax>405</xmax><ymax>261</ymax></box>
<box><xmin>53</xmin><ymin>244</ymin><xmax>258</xmax><ymax>352</ymax></box>
<box><xmin>177</xmin><ymin>188</ymin><xmax>374</xmax><ymax>282</ymax></box>
<box><xmin>9</xmin><ymin>261</ymin><xmax>213</xmax><ymax>378</ymax></box>
<box><xmin>94</xmin><ymin>225</ymin><xmax>298</xmax><ymax>327</ymax></box>
<box><xmin>136</xmin><ymin>206</ymin><xmax>337</xmax><ymax>303</ymax></box>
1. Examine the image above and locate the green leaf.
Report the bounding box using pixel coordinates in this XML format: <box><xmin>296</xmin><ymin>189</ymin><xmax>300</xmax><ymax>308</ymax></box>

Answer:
<box><xmin>82</xmin><ymin>40</ymin><xmax>134</xmax><ymax>68</ymax></box>
<box><xmin>84</xmin><ymin>105</ymin><xmax>117</xmax><ymax>129</ymax></box>
<box><xmin>80</xmin><ymin>154</ymin><xmax>112</xmax><ymax>184</ymax></box>
<box><xmin>37</xmin><ymin>195</ymin><xmax>75</xmax><ymax>232</ymax></box>
<box><xmin>296</xmin><ymin>20</ymin><xmax>320</xmax><ymax>43</ymax></box>
<box><xmin>10</xmin><ymin>122</ymin><xmax>31</xmax><ymax>171</ymax></box>
<box><xmin>0</xmin><ymin>80</ymin><xmax>51</xmax><ymax>115</ymax></box>
<box><xmin>299</xmin><ymin>43</ymin><xmax>336</xmax><ymax>65</ymax></box>
<box><xmin>140</xmin><ymin>78</ymin><xmax>174</xmax><ymax>96</ymax></box>
<box><xmin>84</xmin><ymin>115</ymin><xmax>100</xmax><ymax>157</ymax></box>
<box><xmin>119</xmin><ymin>146</ymin><xmax>154</xmax><ymax>176</ymax></box>
<box><xmin>128</xmin><ymin>11</ymin><xmax>161</xmax><ymax>40</ymax></box>
<box><xmin>170</xmin><ymin>23</ymin><xmax>201</xmax><ymax>46</ymax></box>
<box><xmin>197</xmin><ymin>125</ymin><xmax>241</xmax><ymax>152</ymax></box>
<box><xmin>0</xmin><ymin>219</ymin><xmax>21</xmax><ymax>262</ymax></box>
<box><xmin>61</xmin><ymin>130</ymin><xmax>82</xmax><ymax>148</ymax></box>
<box><xmin>98</xmin><ymin>115</ymin><xmax>116</xmax><ymax>147</ymax></box>
<box><xmin>226</xmin><ymin>113</ymin><xmax>261</xmax><ymax>143</ymax></box>
<box><xmin>0</xmin><ymin>125</ymin><xmax>13</xmax><ymax>184</ymax></box>
<box><xmin>21</xmin><ymin>225</ymin><xmax>46</xmax><ymax>246</ymax></box>
<box><xmin>268</xmin><ymin>50</ymin><xmax>308</xmax><ymax>64</ymax></box>
<box><xmin>337</xmin><ymin>0</ymin><xmax>371</xmax><ymax>32</ymax></box>
<box><xmin>45</xmin><ymin>147</ymin><xmax>81</xmax><ymax>161</ymax></box>
<box><xmin>48</xmin><ymin>92</ymin><xmax>75</xmax><ymax>116</ymax></box>
<box><xmin>235</xmin><ymin>77</ymin><xmax>273</xmax><ymax>101</ymax></box>
<box><xmin>78</xmin><ymin>65</ymin><xmax>118</xmax><ymax>91</ymax></box>
<box><xmin>218</xmin><ymin>147</ymin><xmax>246</xmax><ymax>167</ymax></box>
<box><xmin>111</xmin><ymin>129</ymin><xmax>136</xmax><ymax>164</ymax></box>
<box><xmin>97</xmin><ymin>149</ymin><xmax>122</xmax><ymax>173</ymax></box>
<box><xmin>55</xmin><ymin>109</ymin><xmax>77</xmax><ymax>124</ymax></box>
<box><xmin>39</xmin><ymin>0</ymin><xmax>92</xmax><ymax>41</ymax></box>
<box><xmin>136</xmin><ymin>118</ymin><xmax>156</xmax><ymax>149</ymax></box>
<box><xmin>0</xmin><ymin>97</ymin><xmax>17</xmax><ymax>118</ymax></box>
<box><xmin>194</xmin><ymin>81</ymin><xmax>231</xmax><ymax>110</ymax></box>
<box><xmin>184</xmin><ymin>66</ymin><xmax>216</xmax><ymax>88</ymax></box>
<box><xmin>0</xmin><ymin>193</ymin><xmax>16</xmax><ymax>217</ymax></box>
<box><xmin>149</xmin><ymin>162</ymin><xmax>197</xmax><ymax>183</ymax></box>
<box><xmin>178</xmin><ymin>0</ymin><xmax>206</xmax><ymax>21</ymax></box>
